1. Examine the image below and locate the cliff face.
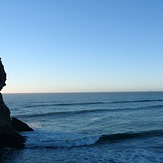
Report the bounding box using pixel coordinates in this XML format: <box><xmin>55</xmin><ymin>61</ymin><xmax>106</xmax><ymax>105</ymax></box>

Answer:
<box><xmin>0</xmin><ymin>58</ymin><xmax>25</xmax><ymax>148</ymax></box>
<box><xmin>0</xmin><ymin>59</ymin><xmax>6</xmax><ymax>91</ymax></box>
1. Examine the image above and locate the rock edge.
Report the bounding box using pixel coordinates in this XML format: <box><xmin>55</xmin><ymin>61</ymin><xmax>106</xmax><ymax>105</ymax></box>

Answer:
<box><xmin>0</xmin><ymin>58</ymin><xmax>33</xmax><ymax>148</ymax></box>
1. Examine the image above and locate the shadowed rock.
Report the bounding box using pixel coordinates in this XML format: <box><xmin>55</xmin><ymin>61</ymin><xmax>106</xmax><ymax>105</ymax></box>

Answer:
<box><xmin>0</xmin><ymin>58</ymin><xmax>27</xmax><ymax>148</ymax></box>
<box><xmin>0</xmin><ymin>130</ymin><xmax>25</xmax><ymax>148</ymax></box>
<box><xmin>0</xmin><ymin>93</ymin><xmax>26</xmax><ymax>148</ymax></box>
<box><xmin>0</xmin><ymin>58</ymin><xmax>6</xmax><ymax>91</ymax></box>
<box><xmin>11</xmin><ymin>117</ymin><xmax>33</xmax><ymax>132</ymax></box>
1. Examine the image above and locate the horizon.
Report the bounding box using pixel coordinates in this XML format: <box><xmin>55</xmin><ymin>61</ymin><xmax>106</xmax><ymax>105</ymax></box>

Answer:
<box><xmin>1</xmin><ymin>0</ymin><xmax>163</xmax><ymax>93</ymax></box>
<box><xmin>2</xmin><ymin>90</ymin><xmax>163</xmax><ymax>94</ymax></box>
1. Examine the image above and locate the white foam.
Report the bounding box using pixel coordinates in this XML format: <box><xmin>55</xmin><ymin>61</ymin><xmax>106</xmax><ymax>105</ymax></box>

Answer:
<box><xmin>22</xmin><ymin>130</ymin><xmax>100</xmax><ymax>148</ymax></box>
<box><xmin>27</xmin><ymin>121</ymin><xmax>42</xmax><ymax>129</ymax></box>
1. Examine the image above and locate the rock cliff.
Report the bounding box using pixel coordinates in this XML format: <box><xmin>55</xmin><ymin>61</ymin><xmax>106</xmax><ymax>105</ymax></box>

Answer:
<box><xmin>0</xmin><ymin>58</ymin><xmax>29</xmax><ymax>148</ymax></box>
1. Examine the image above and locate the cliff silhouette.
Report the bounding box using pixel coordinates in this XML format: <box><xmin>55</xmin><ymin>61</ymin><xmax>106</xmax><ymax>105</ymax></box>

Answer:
<box><xmin>0</xmin><ymin>58</ymin><xmax>33</xmax><ymax>148</ymax></box>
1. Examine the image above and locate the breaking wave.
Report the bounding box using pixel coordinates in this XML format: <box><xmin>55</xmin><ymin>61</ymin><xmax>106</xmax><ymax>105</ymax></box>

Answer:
<box><xmin>22</xmin><ymin>129</ymin><xmax>163</xmax><ymax>149</ymax></box>
<box><xmin>97</xmin><ymin>130</ymin><xmax>163</xmax><ymax>143</ymax></box>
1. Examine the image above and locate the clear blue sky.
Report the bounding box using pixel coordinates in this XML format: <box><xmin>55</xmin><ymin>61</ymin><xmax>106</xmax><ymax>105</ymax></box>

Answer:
<box><xmin>0</xmin><ymin>0</ymin><xmax>163</xmax><ymax>93</ymax></box>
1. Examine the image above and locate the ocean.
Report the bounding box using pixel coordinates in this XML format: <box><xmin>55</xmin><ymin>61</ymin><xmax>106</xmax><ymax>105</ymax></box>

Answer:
<box><xmin>0</xmin><ymin>92</ymin><xmax>163</xmax><ymax>162</ymax></box>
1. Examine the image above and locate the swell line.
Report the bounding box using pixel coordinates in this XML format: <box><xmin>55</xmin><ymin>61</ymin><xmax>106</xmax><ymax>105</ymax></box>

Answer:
<box><xmin>16</xmin><ymin>109</ymin><xmax>107</xmax><ymax>118</ymax></box>
<box><xmin>111</xmin><ymin>99</ymin><xmax>163</xmax><ymax>104</ymax></box>
<box><xmin>97</xmin><ymin>129</ymin><xmax>163</xmax><ymax>143</ymax></box>
<box><xmin>23</xmin><ymin>99</ymin><xmax>163</xmax><ymax>108</ymax></box>
<box><xmin>23</xmin><ymin>102</ymin><xmax>104</xmax><ymax>108</ymax></box>
<box><xmin>16</xmin><ymin>103</ymin><xmax>163</xmax><ymax>118</ymax></box>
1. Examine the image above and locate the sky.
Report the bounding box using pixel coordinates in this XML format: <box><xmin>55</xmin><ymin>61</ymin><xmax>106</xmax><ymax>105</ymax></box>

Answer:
<box><xmin>0</xmin><ymin>0</ymin><xmax>163</xmax><ymax>93</ymax></box>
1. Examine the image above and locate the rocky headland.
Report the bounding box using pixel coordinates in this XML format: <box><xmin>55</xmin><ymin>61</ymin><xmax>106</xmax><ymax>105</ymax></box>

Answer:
<box><xmin>0</xmin><ymin>58</ymin><xmax>33</xmax><ymax>148</ymax></box>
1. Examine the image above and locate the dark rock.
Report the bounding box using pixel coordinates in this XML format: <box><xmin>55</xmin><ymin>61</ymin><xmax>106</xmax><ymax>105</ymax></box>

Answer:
<box><xmin>0</xmin><ymin>93</ymin><xmax>26</xmax><ymax>148</ymax></box>
<box><xmin>11</xmin><ymin>117</ymin><xmax>33</xmax><ymax>132</ymax></box>
<box><xmin>0</xmin><ymin>58</ymin><xmax>26</xmax><ymax>148</ymax></box>
<box><xmin>0</xmin><ymin>58</ymin><xmax>6</xmax><ymax>91</ymax></box>
<box><xmin>0</xmin><ymin>131</ymin><xmax>26</xmax><ymax>148</ymax></box>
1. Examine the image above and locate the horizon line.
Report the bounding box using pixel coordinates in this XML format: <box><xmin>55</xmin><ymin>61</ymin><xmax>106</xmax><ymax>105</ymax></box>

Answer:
<box><xmin>2</xmin><ymin>90</ymin><xmax>163</xmax><ymax>94</ymax></box>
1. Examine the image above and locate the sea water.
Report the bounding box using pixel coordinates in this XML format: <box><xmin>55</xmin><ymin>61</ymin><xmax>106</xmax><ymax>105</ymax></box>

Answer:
<box><xmin>0</xmin><ymin>92</ymin><xmax>163</xmax><ymax>162</ymax></box>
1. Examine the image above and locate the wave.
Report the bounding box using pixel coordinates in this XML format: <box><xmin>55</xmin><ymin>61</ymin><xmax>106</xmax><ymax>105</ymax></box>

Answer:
<box><xmin>23</xmin><ymin>129</ymin><xmax>163</xmax><ymax>149</ymax></box>
<box><xmin>97</xmin><ymin>129</ymin><xmax>163</xmax><ymax>143</ymax></box>
<box><xmin>23</xmin><ymin>131</ymin><xmax>100</xmax><ymax>148</ymax></box>
<box><xmin>23</xmin><ymin>102</ymin><xmax>104</xmax><ymax>108</ymax></box>
<box><xmin>17</xmin><ymin>104</ymin><xmax>163</xmax><ymax>118</ymax></box>
<box><xmin>16</xmin><ymin>109</ymin><xmax>107</xmax><ymax>118</ymax></box>
<box><xmin>112</xmin><ymin>99</ymin><xmax>163</xmax><ymax>104</ymax></box>
<box><xmin>23</xmin><ymin>99</ymin><xmax>163</xmax><ymax>108</ymax></box>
